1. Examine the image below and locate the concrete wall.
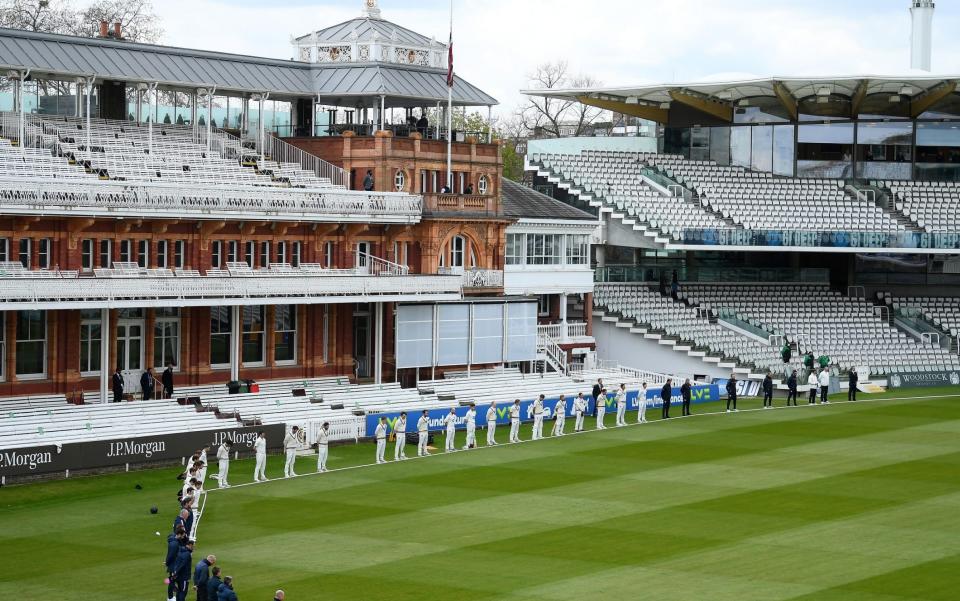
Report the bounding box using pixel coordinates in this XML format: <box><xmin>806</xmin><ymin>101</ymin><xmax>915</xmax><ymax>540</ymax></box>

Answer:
<box><xmin>528</xmin><ymin>136</ymin><xmax>658</xmax><ymax>157</ymax></box>
<box><xmin>593</xmin><ymin>319</ymin><xmax>728</xmax><ymax>381</ymax></box>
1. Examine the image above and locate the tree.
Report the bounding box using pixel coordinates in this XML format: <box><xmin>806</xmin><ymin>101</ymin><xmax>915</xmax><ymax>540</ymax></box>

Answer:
<box><xmin>0</xmin><ymin>0</ymin><xmax>162</xmax><ymax>43</ymax></box>
<box><xmin>500</xmin><ymin>142</ymin><xmax>524</xmax><ymax>182</ymax></box>
<box><xmin>517</xmin><ymin>61</ymin><xmax>605</xmax><ymax>138</ymax></box>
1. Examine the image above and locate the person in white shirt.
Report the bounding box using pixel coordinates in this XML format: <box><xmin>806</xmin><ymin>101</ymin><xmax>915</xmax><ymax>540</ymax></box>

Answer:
<box><xmin>283</xmin><ymin>426</ymin><xmax>300</xmax><ymax>478</ymax></box>
<box><xmin>615</xmin><ymin>384</ymin><xmax>627</xmax><ymax>426</ymax></box>
<box><xmin>215</xmin><ymin>441</ymin><xmax>231</xmax><ymax>488</ymax></box>
<box><xmin>818</xmin><ymin>367</ymin><xmax>831</xmax><ymax>404</ymax></box>
<box><xmin>637</xmin><ymin>382</ymin><xmax>649</xmax><ymax>423</ymax></box>
<box><xmin>509</xmin><ymin>399</ymin><xmax>521</xmax><ymax>443</ymax></box>
<box><xmin>531</xmin><ymin>395</ymin><xmax>545</xmax><ymax>440</ymax></box>
<box><xmin>394</xmin><ymin>412</ymin><xmax>408</xmax><ymax>461</ymax></box>
<box><xmin>552</xmin><ymin>395</ymin><xmax>566</xmax><ymax>436</ymax></box>
<box><xmin>596</xmin><ymin>388</ymin><xmax>608</xmax><ymax>429</ymax></box>
<box><xmin>197</xmin><ymin>447</ymin><xmax>209</xmax><ymax>483</ymax></box>
<box><xmin>375</xmin><ymin>417</ymin><xmax>388</xmax><ymax>464</ymax></box>
<box><xmin>316</xmin><ymin>422</ymin><xmax>329</xmax><ymax>472</ymax></box>
<box><xmin>443</xmin><ymin>407</ymin><xmax>457</xmax><ymax>452</ymax></box>
<box><xmin>417</xmin><ymin>410</ymin><xmax>430</xmax><ymax>456</ymax></box>
<box><xmin>253</xmin><ymin>431</ymin><xmax>267</xmax><ymax>482</ymax></box>
<box><xmin>486</xmin><ymin>402</ymin><xmax>498</xmax><ymax>445</ymax></box>
<box><xmin>463</xmin><ymin>403</ymin><xmax>477</xmax><ymax>449</ymax></box>
<box><xmin>573</xmin><ymin>393</ymin><xmax>586</xmax><ymax>432</ymax></box>
<box><xmin>807</xmin><ymin>371</ymin><xmax>819</xmax><ymax>404</ymax></box>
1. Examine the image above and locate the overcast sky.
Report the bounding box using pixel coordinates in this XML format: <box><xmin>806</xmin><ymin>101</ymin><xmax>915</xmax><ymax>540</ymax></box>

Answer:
<box><xmin>83</xmin><ymin>0</ymin><xmax>960</xmax><ymax>115</ymax></box>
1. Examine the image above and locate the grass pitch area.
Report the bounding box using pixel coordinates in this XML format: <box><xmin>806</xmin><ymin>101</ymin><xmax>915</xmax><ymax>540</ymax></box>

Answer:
<box><xmin>3</xmin><ymin>389</ymin><xmax>960</xmax><ymax>600</ymax></box>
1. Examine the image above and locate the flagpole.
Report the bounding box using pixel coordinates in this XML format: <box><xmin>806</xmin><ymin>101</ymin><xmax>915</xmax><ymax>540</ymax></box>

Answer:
<box><xmin>446</xmin><ymin>0</ymin><xmax>453</xmax><ymax>191</ymax></box>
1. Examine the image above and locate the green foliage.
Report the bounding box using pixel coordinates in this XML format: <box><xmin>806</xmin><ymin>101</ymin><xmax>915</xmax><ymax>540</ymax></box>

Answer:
<box><xmin>501</xmin><ymin>141</ymin><xmax>524</xmax><ymax>182</ymax></box>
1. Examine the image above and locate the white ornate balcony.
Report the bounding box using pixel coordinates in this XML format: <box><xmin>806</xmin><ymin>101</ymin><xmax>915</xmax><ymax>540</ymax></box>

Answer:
<box><xmin>0</xmin><ymin>177</ymin><xmax>423</xmax><ymax>224</ymax></box>
<box><xmin>438</xmin><ymin>268</ymin><xmax>504</xmax><ymax>289</ymax></box>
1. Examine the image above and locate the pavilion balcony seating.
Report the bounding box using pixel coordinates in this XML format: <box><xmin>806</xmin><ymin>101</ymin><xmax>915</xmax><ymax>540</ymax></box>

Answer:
<box><xmin>883</xmin><ymin>180</ymin><xmax>960</xmax><ymax>232</ymax></box>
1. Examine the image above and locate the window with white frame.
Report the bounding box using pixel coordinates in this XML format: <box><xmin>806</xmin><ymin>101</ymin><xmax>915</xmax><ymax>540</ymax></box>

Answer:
<box><xmin>211</xmin><ymin>241</ymin><xmax>222</xmax><ymax>269</ymax></box>
<box><xmin>420</xmin><ymin>169</ymin><xmax>427</xmax><ymax>193</ymax></box>
<box><xmin>244</xmin><ymin>241</ymin><xmax>255</xmax><ymax>267</ymax></box>
<box><xmin>276</xmin><ymin>241</ymin><xmax>287</xmax><ymax>265</ymax></box>
<box><xmin>449</xmin><ymin>235</ymin><xmax>465</xmax><ymax>268</ymax></box>
<box><xmin>478</xmin><ymin>175</ymin><xmax>489</xmax><ymax>195</ymax></box>
<box><xmin>538</xmin><ymin>295</ymin><xmax>552</xmax><ymax>317</ymax></box>
<box><xmin>16</xmin><ymin>310</ymin><xmax>46</xmax><ymax>378</ymax></box>
<box><xmin>393</xmin><ymin>241</ymin><xmax>408</xmax><ymax>267</ymax></box>
<box><xmin>174</xmin><ymin>240</ymin><xmax>185</xmax><ymax>269</ymax></box>
<box><xmin>242</xmin><ymin>305</ymin><xmax>265</xmax><ymax>366</ymax></box>
<box><xmin>506</xmin><ymin>233</ymin><xmax>524</xmax><ymax>265</ymax></box>
<box><xmin>394</xmin><ymin>169</ymin><xmax>405</xmax><ymax>192</ymax></box>
<box><xmin>79</xmin><ymin>309</ymin><xmax>101</xmax><ymax>376</ymax></box>
<box><xmin>18</xmin><ymin>238</ymin><xmax>30</xmax><ymax>268</ymax></box>
<box><xmin>0</xmin><ymin>238</ymin><xmax>8</xmax><ymax>263</ymax></box>
<box><xmin>566</xmin><ymin>234</ymin><xmax>590</xmax><ymax>265</ymax></box>
<box><xmin>81</xmin><ymin>239</ymin><xmax>94</xmax><ymax>271</ymax></box>
<box><xmin>292</xmin><ymin>242</ymin><xmax>302</xmax><ymax>267</ymax></box>
<box><xmin>99</xmin><ymin>239</ymin><xmax>112</xmax><ymax>268</ymax></box>
<box><xmin>136</xmin><ymin>239</ymin><xmax>148</xmax><ymax>267</ymax></box>
<box><xmin>526</xmin><ymin>234</ymin><xmax>563</xmax><ymax>265</ymax></box>
<box><xmin>156</xmin><ymin>240</ymin><xmax>168</xmax><ymax>268</ymax></box>
<box><xmin>154</xmin><ymin>307</ymin><xmax>180</xmax><ymax>369</ymax></box>
<box><xmin>274</xmin><ymin>305</ymin><xmax>297</xmax><ymax>364</ymax></box>
<box><xmin>38</xmin><ymin>238</ymin><xmax>50</xmax><ymax>269</ymax></box>
<box><xmin>259</xmin><ymin>241</ymin><xmax>270</xmax><ymax>268</ymax></box>
<box><xmin>227</xmin><ymin>240</ymin><xmax>238</xmax><ymax>264</ymax></box>
<box><xmin>0</xmin><ymin>312</ymin><xmax>5</xmax><ymax>382</ymax></box>
<box><xmin>210</xmin><ymin>306</ymin><xmax>232</xmax><ymax>368</ymax></box>
<box><xmin>119</xmin><ymin>240</ymin><xmax>131</xmax><ymax>263</ymax></box>
<box><xmin>323</xmin><ymin>241</ymin><xmax>333</xmax><ymax>268</ymax></box>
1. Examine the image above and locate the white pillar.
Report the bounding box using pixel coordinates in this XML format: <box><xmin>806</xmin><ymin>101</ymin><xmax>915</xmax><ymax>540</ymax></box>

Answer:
<box><xmin>207</xmin><ymin>91</ymin><xmax>214</xmax><ymax>152</ymax></box>
<box><xmin>380</xmin><ymin>95</ymin><xmax>386</xmax><ymax>132</ymax></box>
<box><xmin>374</xmin><ymin>302</ymin><xmax>384</xmax><ymax>385</ymax></box>
<box><xmin>17</xmin><ymin>75</ymin><xmax>24</xmax><ymax>153</ymax></box>
<box><xmin>559</xmin><ymin>293</ymin><xmax>568</xmax><ymax>340</ymax></box>
<box><xmin>147</xmin><ymin>83</ymin><xmax>157</xmax><ymax>157</ymax></box>
<box><xmin>487</xmin><ymin>105</ymin><xmax>493</xmax><ymax>143</ymax></box>
<box><xmin>85</xmin><ymin>77</ymin><xmax>93</xmax><ymax>157</ymax></box>
<box><xmin>190</xmin><ymin>92</ymin><xmax>197</xmax><ymax>138</ymax></box>
<box><xmin>910</xmin><ymin>0</ymin><xmax>935</xmax><ymax>71</ymax></box>
<box><xmin>258</xmin><ymin>95</ymin><xmax>265</xmax><ymax>163</ymax></box>
<box><xmin>230</xmin><ymin>305</ymin><xmax>241</xmax><ymax>382</ymax></box>
<box><xmin>99</xmin><ymin>308</ymin><xmax>110</xmax><ymax>403</ymax></box>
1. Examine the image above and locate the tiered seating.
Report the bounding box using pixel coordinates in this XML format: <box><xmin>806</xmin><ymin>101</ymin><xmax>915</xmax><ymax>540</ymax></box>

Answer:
<box><xmin>680</xmin><ymin>284</ymin><xmax>960</xmax><ymax>375</ymax></box>
<box><xmin>884</xmin><ymin>180</ymin><xmax>960</xmax><ymax>232</ymax></box>
<box><xmin>529</xmin><ymin>150</ymin><xmax>732</xmax><ymax>239</ymax></box>
<box><xmin>883</xmin><ymin>293</ymin><xmax>960</xmax><ymax>338</ymax></box>
<box><xmin>0</xmin><ymin>139</ymin><xmax>99</xmax><ymax>180</ymax></box>
<box><xmin>648</xmin><ymin>156</ymin><xmax>903</xmax><ymax>232</ymax></box>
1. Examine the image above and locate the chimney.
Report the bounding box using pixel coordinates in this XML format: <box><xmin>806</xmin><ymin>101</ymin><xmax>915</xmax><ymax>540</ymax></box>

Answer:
<box><xmin>910</xmin><ymin>0</ymin><xmax>935</xmax><ymax>71</ymax></box>
<box><xmin>113</xmin><ymin>22</ymin><xmax>122</xmax><ymax>39</ymax></box>
<box><xmin>99</xmin><ymin>20</ymin><xmax>109</xmax><ymax>38</ymax></box>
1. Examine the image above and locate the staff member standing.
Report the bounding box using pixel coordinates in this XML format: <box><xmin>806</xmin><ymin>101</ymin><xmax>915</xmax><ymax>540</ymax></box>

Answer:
<box><xmin>417</xmin><ymin>410</ymin><xmax>430</xmax><ymax>456</ymax></box>
<box><xmin>375</xmin><ymin>417</ymin><xmax>388</xmax><ymax>464</ymax></box>
<box><xmin>786</xmin><ymin>370</ymin><xmax>799</xmax><ymax>406</ymax></box>
<box><xmin>140</xmin><ymin>367</ymin><xmax>155</xmax><ymax>400</ymax></box>
<box><xmin>485</xmin><ymin>402</ymin><xmax>498</xmax><ymax>446</ymax></box>
<box><xmin>552</xmin><ymin>395</ymin><xmax>566</xmax><ymax>436</ymax></box>
<box><xmin>819</xmin><ymin>367</ymin><xmax>830</xmax><ymax>404</ymax></box>
<box><xmin>509</xmin><ymin>399</ymin><xmax>521</xmax><ymax>443</ymax></box>
<box><xmin>283</xmin><ymin>426</ymin><xmax>300</xmax><ymax>478</ymax></box>
<box><xmin>762</xmin><ymin>373</ymin><xmax>774</xmax><ymax>408</ymax></box>
<box><xmin>532</xmin><ymin>395</ymin><xmax>545</xmax><ymax>440</ymax></box>
<box><xmin>253</xmin><ymin>431</ymin><xmax>267</xmax><ymax>482</ymax></box>
<box><xmin>112</xmin><ymin>366</ymin><xmax>124</xmax><ymax>402</ymax></box>
<box><xmin>394</xmin><ymin>412</ymin><xmax>408</xmax><ymax>461</ymax></box>
<box><xmin>637</xmin><ymin>382</ymin><xmax>649</xmax><ymax>423</ymax></box>
<box><xmin>680</xmin><ymin>378</ymin><xmax>692</xmax><ymax>416</ymax></box>
<box><xmin>443</xmin><ymin>407</ymin><xmax>457</xmax><ymax>452</ymax></box>
<box><xmin>615</xmin><ymin>384</ymin><xmax>627</xmax><ymax>426</ymax></box>
<box><xmin>726</xmin><ymin>375</ymin><xmax>738</xmax><ymax>412</ymax></box>
<box><xmin>807</xmin><ymin>370</ymin><xmax>819</xmax><ymax>404</ymax></box>
<box><xmin>172</xmin><ymin>539</ymin><xmax>194</xmax><ymax>601</ymax></box>
<box><xmin>573</xmin><ymin>393</ymin><xmax>586</xmax><ymax>432</ymax></box>
<box><xmin>848</xmin><ymin>368</ymin><xmax>859</xmax><ymax>401</ymax></box>
<box><xmin>661</xmin><ymin>378</ymin><xmax>672</xmax><ymax>419</ymax></box>
<box><xmin>215</xmin><ymin>441</ymin><xmax>231</xmax><ymax>488</ymax></box>
<box><xmin>162</xmin><ymin>362</ymin><xmax>175</xmax><ymax>399</ymax></box>
<box><xmin>596</xmin><ymin>388</ymin><xmax>608</xmax><ymax>429</ymax></box>
<box><xmin>463</xmin><ymin>404</ymin><xmax>477</xmax><ymax>449</ymax></box>
<box><xmin>592</xmin><ymin>378</ymin><xmax>604</xmax><ymax>418</ymax></box>
<box><xmin>193</xmin><ymin>554</ymin><xmax>216</xmax><ymax>601</ymax></box>
<box><xmin>316</xmin><ymin>422</ymin><xmax>330</xmax><ymax>472</ymax></box>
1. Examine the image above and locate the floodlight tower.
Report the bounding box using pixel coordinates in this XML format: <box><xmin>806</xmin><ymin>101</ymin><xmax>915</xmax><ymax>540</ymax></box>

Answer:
<box><xmin>910</xmin><ymin>0</ymin><xmax>935</xmax><ymax>71</ymax></box>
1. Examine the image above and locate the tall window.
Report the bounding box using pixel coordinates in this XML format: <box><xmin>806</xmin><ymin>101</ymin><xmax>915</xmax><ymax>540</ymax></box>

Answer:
<box><xmin>18</xmin><ymin>238</ymin><xmax>30</xmax><ymax>268</ymax></box>
<box><xmin>0</xmin><ymin>238</ymin><xmax>8</xmax><ymax>263</ymax></box>
<box><xmin>136</xmin><ymin>239</ymin><xmax>148</xmax><ymax>267</ymax></box>
<box><xmin>211</xmin><ymin>241</ymin><xmax>222</xmax><ymax>269</ymax></box>
<box><xmin>243</xmin><ymin>241</ymin><xmax>255</xmax><ymax>267</ymax></box>
<box><xmin>276</xmin><ymin>241</ymin><xmax>287</xmax><ymax>265</ymax></box>
<box><xmin>566</xmin><ymin>235</ymin><xmax>589</xmax><ymax>265</ymax></box>
<box><xmin>537</xmin><ymin>295</ymin><xmax>551</xmax><ymax>317</ymax></box>
<box><xmin>227</xmin><ymin>241</ymin><xmax>238</xmax><ymax>264</ymax></box>
<box><xmin>81</xmin><ymin>239</ymin><xmax>94</xmax><ymax>271</ymax></box>
<box><xmin>16</xmin><ymin>310</ymin><xmax>46</xmax><ymax>378</ymax></box>
<box><xmin>154</xmin><ymin>307</ymin><xmax>180</xmax><ymax>369</ymax></box>
<box><xmin>79</xmin><ymin>309</ymin><xmax>101</xmax><ymax>375</ymax></box>
<box><xmin>242</xmin><ymin>305</ymin><xmax>265</xmax><ymax>366</ymax></box>
<box><xmin>174</xmin><ymin>240</ymin><xmax>185</xmax><ymax>269</ymax></box>
<box><xmin>506</xmin><ymin>233</ymin><xmax>524</xmax><ymax>265</ymax></box>
<box><xmin>37</xmin><ymin>238</ymin><xmax>51</xmax><ymax>269</ymax></box>
<box><xmin>449</xmin><ymin>235</ymin><xmax>465</xmax><ymax>268</ymax></box>
<box><xmin>0</xmin><ymin>313</ymin><xmax>5</xmax><ymax>381</ymax></box>
<box><xmin>210</xmin><ymin>306</ymin><xmax>232</xmax><ymax>368</ymax></box>
<box><xmin>259</xmin><ymin>241</ymin><xmax>270</xmax><ymax>268</ymax></box>
<box><xmin>323</xmin><ymin>241</ymin><xmax>333</xmax><ymax>269</ymax></box>
<box><xmin>156</xmin><ymin>240</ymin><xmax>168</xmax><ymax>268</ymax></box>
<box><xmin>119</xmin><ymin>240</ymin><xmax>131</xmax><ymax>263</ymax></box>
<box><xmin>393</xmin><ymin>241</ymin><xmax>408</xmax><ymax>267</ymax></box>
<box><xmin>292</xmin><ymin>242</ymin><xmax>302</xmax><ymax>267</ymax></box>
<box><xmin>99</xmin><ymin>239</ymin><xmax>112</xmax><ymax>268</ymax></box>
<box><xmin>274</xmin><ymin>305</ymin><xmax>297</xmax><ymax>364</ymax></box>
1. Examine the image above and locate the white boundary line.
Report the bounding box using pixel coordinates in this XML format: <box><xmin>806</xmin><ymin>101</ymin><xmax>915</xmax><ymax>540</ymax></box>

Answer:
<box><xmin>189</xmin><ymin>392</ymin><xmax>955</xmax><ymax>541</ymax></box>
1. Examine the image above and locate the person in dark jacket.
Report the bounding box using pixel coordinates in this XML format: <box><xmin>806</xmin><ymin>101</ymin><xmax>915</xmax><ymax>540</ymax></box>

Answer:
<box><xmin>173</xmin><ymin>508</ymin><xmax>191</xmax><ymax>533</ymax></box>
<box><xmin>781</xmin><ymin>342</ymin><xmax>792</xmax><ymax>364</ymax></box>
<box><xmin>416</xmin><ymin>114</ymin><xmax>428</xmax><ymax>137</ymax></box>
<box><xmin>162</xmin><ymin>362</ymin><xmax>175</xmax><ymax>399</ymax></box>
<box><xmin>591</xmin><ymin>379</ymin><xmax>603</xmax><ymax>417</ymax></box>
<box><xmin>848</xmin><ymin>368</ymin><xmax>859</xmax><ymax>401</ymax></box>
<box><xmin>172</xmin><ymin>539</ymin><xmax>195</xmax><ymax>601</ymax></box>
<box><xmin>217</xmin><ymin>576</ymin><xmax>238</xmax><ymax>601</ymax></box>
<box><xmin>680</xmin><ymin>378</ymin><xmax>692</xmax><ymax>416</ymax></box>
<box><xmin>140</xmin><ymin>367</ymin><xmax>155</xmax><ymax>400</ymax></box>
<box><xmin>193</xmin><ymin>554</ymin><xmax>216</xmax><ymax>601</ymax></box>
<box><xmin>362</xmin><ymin>170</ymin><xmax>374</xmax><ymax>191</ymax></box>
<box><xmin>726</xmin><ymin>375</ymin><xmax>738</xmax><ymax>412</ymax></box>
<box><xmin>165</xmin><ymin>527</ymin><xmax>186</xmax><ymax>601</ymax></box>
<box><xmin>762</xmin><ymin>373</ymin><xmax>774</xmax><ymax>408</ymax></box>
<box><xmin>273</xmin><ymin>590</ymin><xmax>285</xmax><ymax>601</ymax></box>
<box><xmin>660</xmin><ymin>378</ymin><xmax>672</xmax><ymax>419</ymax></box>
<box><xmin>206</xmin><ymin>567</ymin><xmax>223</xmax><ymax>601</ymax></box>
<box><xmin>112</xmin><ymin>366</ymin><xmax>124</xmax><ymax>402</ymax></box>
<box><xmin>786</xmin><ymin>370</ymin><xmax>798</xmax><ymax>406</ymax></box>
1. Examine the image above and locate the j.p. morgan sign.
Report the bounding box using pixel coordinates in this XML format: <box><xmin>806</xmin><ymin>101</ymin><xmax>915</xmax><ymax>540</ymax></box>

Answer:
<box><xmin>0</xmin><ymin>424</ymin><xmax>285</xmax><ymax>478</ymax></box>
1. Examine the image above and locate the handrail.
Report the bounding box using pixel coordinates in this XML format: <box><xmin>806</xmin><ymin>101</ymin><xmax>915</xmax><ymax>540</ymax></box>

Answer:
<box><xmin>263</xmin><ymin>133</ymin><xmax>346</xmax><ymax>188</ymax></box>
<box><xmin>537</xmin><ymin>332</ymin><xmax>568</xmax><ymax>375</ymax></box>
<box><xmin>356</xmin><ymin>252</ymin><xmax>409</xmax><ymax>276</ymax></box>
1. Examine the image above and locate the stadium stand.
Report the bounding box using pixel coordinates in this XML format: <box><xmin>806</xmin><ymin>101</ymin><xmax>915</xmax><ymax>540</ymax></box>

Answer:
<box><xmin>881</xmin><ymin>292</ymin><xmax>960</xmax><ymax>347</ymax></box>
<box><xmin>883</xmin><ymin>180</ymin><xmax>960</xmax><ymax>232</ymax></box>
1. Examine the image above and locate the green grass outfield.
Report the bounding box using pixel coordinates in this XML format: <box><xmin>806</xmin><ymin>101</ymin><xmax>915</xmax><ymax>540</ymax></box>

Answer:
<box><xmin>2</xmin><ymin>388</ymin><xmax>960</xmax><ymax>600</ymax></box>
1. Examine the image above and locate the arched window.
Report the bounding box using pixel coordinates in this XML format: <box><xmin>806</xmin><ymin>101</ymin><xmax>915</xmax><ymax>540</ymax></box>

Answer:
<box><xmin>478</xmin><ymin>175</ymin><xmax>489</xmax><ymax>195</ymax></box>
<box><xmin>449</xmin><ymin>235</ymin><xmax>465</xmax><ymax>268</ymax></box>
<box><xmin>394</xmin><ymin>169</ymin><xmax>406</xmax><ymax>192</ymax></box>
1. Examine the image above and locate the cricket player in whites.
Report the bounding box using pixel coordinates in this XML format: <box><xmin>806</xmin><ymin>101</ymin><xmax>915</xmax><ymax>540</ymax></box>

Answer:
<box><xmin>552</xmin><ymin>395</ymin><xmax>567</xmax><ymax>436</ymax></box>
<box><xmin>615</xmin><ymin>383</ymin><xmax>628</xmax><ymax>427</ymax></box>
<box><xmin>509</xmin><ymin>399</ymin><xmax>521</xmax><ymax>443</ymax></box>
<box><xmin>394</xmin><ymin>412</ymin><xmax>408</xmax><ymax>461</ymax></box>
<box><xmin>574</xmin><ymin>393</ymin><xmax>586</xmax><ymax>432</ymax></box>
<box><xmin>316</xmin><ymin>422</ymin><xmax>329</xmax><ymax>472</ymax></box>
<box><xmin>463</xmin><ymin>403</ymin><xmax>477</xmax><ymax>449</ymax></box>
<box><xmin>375</xmin><ymin>417</ymin><xmax>388</xmax><ymax>464</ymax></box>
<box><xmin>486</xmin><ymin>402</ymin><xmax>498</xmax><ymax>445</ymax></box>
<box><xmin>215</xmin><ymin>440</ymin><xmax>231</xmax><ymax>488</ymax></box>
<box><xmin>596</xmin><ymin>388</ymin><xmax>608</xmax><ymax>429</ymax></box>
<box><xmin>637</xmin><ymin>382</ymin><xmax>649</xmax><ymax>423</ymax></box>
<box><xmin>417</xmin><ymin>410</ymin><xmax>430</xmax><ymax>456</ymax></box>
<box><xmin>443</xmin><ymin>407</ymin><xmax>457</xmax><ymax>452</ymax></box>
<box><xmin>253</xmin><ymin>431</ymin><xmax>267</xmax><ymax>482</ymax></box>
<box><xmin>283</xmin><ymin>426</ymin><xmax>300</xmax><ymax>478</ymax></box>
<box><xmin>532</xmin><ymin>395</ymin><xmax>545</xmax><ymax>440</ymax></box>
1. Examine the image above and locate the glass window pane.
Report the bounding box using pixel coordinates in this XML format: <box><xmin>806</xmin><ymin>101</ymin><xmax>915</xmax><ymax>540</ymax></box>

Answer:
<box><xmin>773</xmin><ymin>124</ymin><xmax>795</xmax><ymax>176</ymax></box>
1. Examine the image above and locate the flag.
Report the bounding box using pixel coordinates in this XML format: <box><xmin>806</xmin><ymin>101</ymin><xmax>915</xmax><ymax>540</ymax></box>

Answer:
<box><xmin>446</xmin><ymin>32</ymin><xmax>454</xmax><ymax>87</ymax></box>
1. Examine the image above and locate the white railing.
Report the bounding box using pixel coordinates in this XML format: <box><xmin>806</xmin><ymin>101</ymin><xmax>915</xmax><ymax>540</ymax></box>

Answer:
<box><xmin>357</xmin><ymin>252</ymin><xmax>409</xmax><ymax>276</ymax></box>
<box><xmin>263</xmin><ymin>133</ymin><xmax>346</xmax><ymax>188</ymax></box>
<box><xmin>537</xmin><ymin>321</ymin><xmax>589</xmax><ymax>341</ymax></box>
<box><xmin>437</xmin><ymin>268</ymin><xmax>504</xmax><ymax>288</ymax></box>
<box><xmin>537</xmin><ymin>332</ymin><xmax>568</xmax><ymax>375</ymax></box>
<box><xmin>0</xmin><ymin>176</ymin><xmax>422</xmax><ymax>222</ymax></box>
<box><xmin>568</xmin><ymin>322</ymin><xmax>588</xmax><ymax>338</ymax></box>
<box><xmin>593</xmin><ymin>359</ymin><xmax>672</xmax><ymax>385</ymax></box>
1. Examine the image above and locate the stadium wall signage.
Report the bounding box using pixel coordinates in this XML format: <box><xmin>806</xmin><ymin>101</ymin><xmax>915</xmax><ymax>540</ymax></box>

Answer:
<box><xmin>888</xmin><ymin>370</ymin><xmax>960</xmax><ymax>388</ymax></box>
<box><xmin>0</xmin><ymin>423</ymin><xmax>285</xmax><ymax>478</ymax></box>
<box><xmin>365</xmin><ymin>385</ymin><xmax>719</xmax><ymax>437</ymax></box>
